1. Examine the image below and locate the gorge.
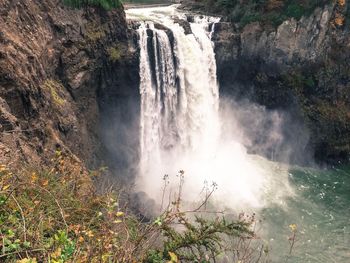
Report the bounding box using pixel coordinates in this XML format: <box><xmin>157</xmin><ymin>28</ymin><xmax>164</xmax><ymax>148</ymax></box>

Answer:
<box><xmin>0</xmin><ymin>0</ymin><xmax>349</xmax><ymax>262</ymax></box>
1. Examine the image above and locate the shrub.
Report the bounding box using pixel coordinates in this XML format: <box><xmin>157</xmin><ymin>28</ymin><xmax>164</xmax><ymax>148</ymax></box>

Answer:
<box><xmin>0</xmin><ymin>152</ymin><xmax>137</xmax><ymax>262</ymax></box>
<box><xmin>63</xmin><ymin>0</ymin><xmax>122</xmax><ymax>10</ymax></box>
<box><xmin>0</xmin><ymin>156</ymin><xmax>269</xmax><ymax>262</ymax></box>
<box><xmin>264</xmin><ymin>11</ymin><xmax>287</xmax><ymax>27</ymax></box>
<box><xmin>140</xmin><ymin>171</ymin><xmax>268</xmax><ymax>262</ymax></box>
<box><xmin>240</xmin><ymin>12</ymin><xmax>262</xmax><ymax>27</ymax></box>
<box><xmin>204</xmin><ymin>0</ymin><xmax>331</xmax><ymax>27</ymax></box>
<box><xmin>285</xmin><ymin>3</ymin><xmax>305</xmax><ymax>20</ymax></box>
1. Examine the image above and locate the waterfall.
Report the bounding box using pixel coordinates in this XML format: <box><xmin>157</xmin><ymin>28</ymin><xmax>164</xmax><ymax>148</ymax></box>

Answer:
<box><xmin>137</xmin><ymin>14</ymin><xmax>221</xmax><ymax>187</ymax></box>
<box><xmin>126</xmin><ymin>6</ymin><xmax>292</xmax><ymax>211</ymax></box>
<box><xmin>138</xmin><ymin>23</ymin><xmax>178</xmax><ymax>172</ymax></box>
<box><xmin>124</xmin><ymin>7</ymin><xmax>350</xmax><ymax>262</ymax></box>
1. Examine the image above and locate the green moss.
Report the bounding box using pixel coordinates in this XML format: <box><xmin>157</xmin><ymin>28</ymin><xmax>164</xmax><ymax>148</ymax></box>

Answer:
<box><xmin>107</xmin><ymin>46</ymin><xmax>122</xmax><ymax>62</ymax></box>
<box><xmin>86</xmin><ymin>30</ymin><xmax>105</xmax><ymax>42</ymax></box>
<box><xmin>85</xmin><ymin>23</ymin><xmax>106</xmax><ymax>42</ymax></box>
<box><xmin>42</xmin><ymin>79</ymin><xmax>66</xmax><ymax>106</ymax></box>
<box><xmin>107</xmin><ymin>43</ymin><xmax>128</xmax><ymax>62</ymax></box>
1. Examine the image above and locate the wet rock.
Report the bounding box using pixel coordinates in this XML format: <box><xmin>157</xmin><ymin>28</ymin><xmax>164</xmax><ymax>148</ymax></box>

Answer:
<box><xmin>173</xmin><ymin>18</ymin><xmax>192</xmax><ymax>35</ymax></box>
<box><xmin>212</xmin><ymin>4</ymin><xmax>350</xmax><ymax>165</ymax></box>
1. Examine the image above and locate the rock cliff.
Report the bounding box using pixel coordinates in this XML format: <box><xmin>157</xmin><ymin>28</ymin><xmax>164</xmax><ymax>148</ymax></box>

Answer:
<box><xmin>212</xmin><ymin>2</ymin><xmax>350</xmax><ymax>164</ymax></box>
<box><xmin>0</xmin><ymin>0</ymin><xmax>139</xmax><ymax>170</ymax></box>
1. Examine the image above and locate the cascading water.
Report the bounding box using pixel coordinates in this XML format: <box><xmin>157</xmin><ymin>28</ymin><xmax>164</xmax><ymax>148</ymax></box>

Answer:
<box><xmin>126</xmin><ymin>5</ymin><xmax>350</xmax><ymax>262</ymax></box>
<box><xmin>127</xmin><ymin>5</ymin><xmax>291</xmax><ymax>210</ymax></box>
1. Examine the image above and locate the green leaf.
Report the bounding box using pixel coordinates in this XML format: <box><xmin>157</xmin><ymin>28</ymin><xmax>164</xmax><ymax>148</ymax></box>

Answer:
<box><xmin>23</xmin><ymin>241</ymin><xmax>31</xmax><ymax>248</ymax></box>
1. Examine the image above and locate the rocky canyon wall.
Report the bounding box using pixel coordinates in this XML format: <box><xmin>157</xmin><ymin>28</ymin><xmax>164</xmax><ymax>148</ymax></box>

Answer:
<box><xmin>0</xmin><ymin>0</ymin><xmax>139</xmax><ymax>171</ymax></box>
<box><xmin>212</xmin><ymin>2</ymin><xmax>350</xmax><ymax>164</ymax></box>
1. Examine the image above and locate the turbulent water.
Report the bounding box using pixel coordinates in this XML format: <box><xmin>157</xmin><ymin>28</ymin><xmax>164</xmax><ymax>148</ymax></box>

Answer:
<box><xmin>126</xmin><ymin>5</ymin><xmax>350</xmax><ymax>262</ymax></box>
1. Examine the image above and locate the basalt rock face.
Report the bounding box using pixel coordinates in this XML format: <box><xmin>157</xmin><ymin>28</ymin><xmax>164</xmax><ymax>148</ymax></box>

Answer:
<box><xmin>0</xmin><ymin>0</ymin><xmax>139</xmax><ymax>170</ymax></box>
<box><xmin>212</xmin><ymin>4</ymin><xmax>350</xmax><ymax>165</ymax></box>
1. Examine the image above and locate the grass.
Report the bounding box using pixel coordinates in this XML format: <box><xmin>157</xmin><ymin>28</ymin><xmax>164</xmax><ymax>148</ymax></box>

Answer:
<box><xmin>0</xmin><ymin>151</ymin><xmax>271</xmax><ymax>262</ymax></box>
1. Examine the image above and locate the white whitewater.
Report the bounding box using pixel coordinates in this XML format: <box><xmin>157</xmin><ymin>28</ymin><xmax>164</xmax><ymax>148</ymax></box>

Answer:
<box><xmin>126</xmin><ymin>6</ymin><xmax>293</xmax><ymax>211</ymax></box>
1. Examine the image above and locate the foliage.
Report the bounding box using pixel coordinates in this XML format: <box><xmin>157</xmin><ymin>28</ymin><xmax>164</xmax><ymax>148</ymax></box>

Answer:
<box><xmin>0</xmin><ymin>156</ymin><xmax>268</xmax><ymax>262</ymax></box>
<box><xmin>0</xmin><ymin>152</ymin><xmax>135</xmax><ymax>262</ymax></box>
<box><xmin>202</xmin><ymin>0</ymin><xmax>332</xmax><ymax>27</ymax></box>
<box><xmin>285</xmin><ymin>3</ymin><xmax>305</xmax><ymax>20</ymax></box>
<box><xmin>141</xmin><ymin>171</ymin><xmax>269</xmax><ymax>262</ymax></box>
<box><xmin>63</xmin><ymin>0</ymin><xmax>121</xmax><ymax>10</ymax></box>
<box><xmin>240</xmin><ymin>12</ymin><xmax>262</xmax><ymax>27</ymax></box>
<box><xmin>41</xmin><ymin>79</ymin><xmax>66</xmax><ymax>106</ymax></box>
<box><xmin>107</xmin><ymin>45</ymin><xmax>122</xmax><ymax>62</ymax></box>
<box><xmin>85</xmin><ymin>22</ymin><xmax>106</xmax><ymax>42</ymax></box>
<box><xmin>332</xmin><ymin>0</ymin><xmax>347</xmax><ymax>27</ymax></box>
<box><xmin>125</xmin><ymin>0</ymin><xmax>172</xmax><ymax>3</ymax></box>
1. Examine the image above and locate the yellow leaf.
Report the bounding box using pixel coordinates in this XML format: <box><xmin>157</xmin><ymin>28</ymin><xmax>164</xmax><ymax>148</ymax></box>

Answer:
<box><xmin>31</xmin><ymin>173</ymin><xmax>38</xmax><ymax>183</ymax></box>
<box><xmin>51</xmin><ymin>247</ymin><xmax>62</xmax><ymax>259</ymax></box>
<box><xmin>16</xmin><ymin>258</ymin><xmax>37</xmax><ymax>263</ymax></box>
<box><xmin>102</xmin><ymin>254</ymin><xmax>112</xmax><ymax>262</ymax></box>
<box><xmin>116</xmin><ymin>211</ymin><xmax>124</xmax><ymax>217</ymax></box>
<box><xmin>338</xmin><ymin>0</ymin><xmax>345</xmax><ymax>7</ymax></box>
<box><xmin>0</xmin><ymin>164</ymin><xmax>8</xmax><ymax>173</ymax></box>
<box><xmin>289</xmin><ymin>224</ymin><xmax>297</xmax><ymax>232</ymax></box>
<box><xmin>113</xmin><ymin>220</ymin><xmax>122</xmax><ymax>224</ymax></box>
<box><xmin>85</xmin><ymin>230</ymin><xmax>94</xmax><ymax>237</ymax></box>
<box><xmin>42</xmin><ymin>179</ymin><xmax>49</xmax><ymax>186</ymax></box>
<box><xmin>335</xmin><ymin>15</ymin><xmax>345</xmax><ymax>26</ymax></box>
<box><xmin>168</xmin><ymin>252</ymin><xmax>178</xmax><ymax>263</ymax></box>
<box><xmin>2</xmin><ymin>184</ymin><xmax>10</xmax><ymax>190</ymax></box>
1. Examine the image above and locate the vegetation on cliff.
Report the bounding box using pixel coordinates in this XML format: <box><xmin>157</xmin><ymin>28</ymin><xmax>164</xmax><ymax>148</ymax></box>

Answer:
<box><xmin>63</xmin><ymin>0</ymin><xmax>122</xmax><ymax>9</ymax></box>
<box><xmin>199</xmin><ymin>0</ymin><xmax>332</xmax><ymax>26</ymax></box>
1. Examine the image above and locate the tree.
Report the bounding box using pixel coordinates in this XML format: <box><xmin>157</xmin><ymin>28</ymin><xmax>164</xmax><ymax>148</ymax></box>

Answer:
<box><xmin>63</xmin><ymin>0</ymin><xmax>121</xmax><ymax>10</ymax></box>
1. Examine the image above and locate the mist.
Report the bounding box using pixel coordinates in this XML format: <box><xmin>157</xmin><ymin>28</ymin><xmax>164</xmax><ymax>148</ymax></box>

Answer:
<box><xmin>135</xmin><ymin>97</ymin><xmax>296</xmax><ymax>213</ymax></box>
<box><xmin>110</xmin><ymin>6</ymin><xmax>308</xmax><ymax>215</ymax></box>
